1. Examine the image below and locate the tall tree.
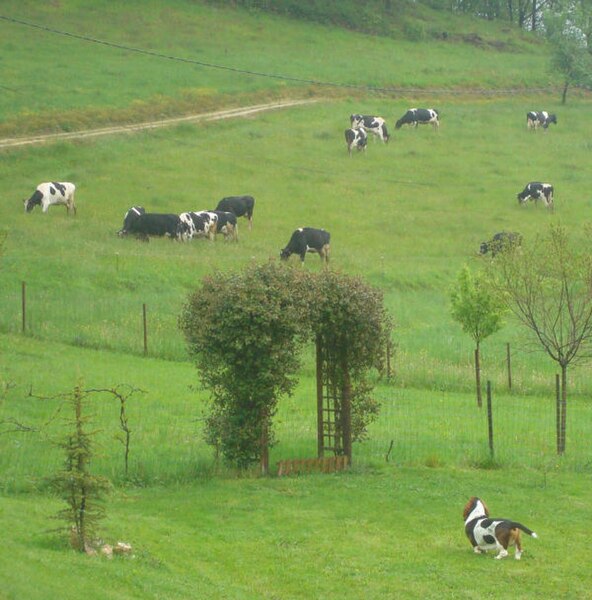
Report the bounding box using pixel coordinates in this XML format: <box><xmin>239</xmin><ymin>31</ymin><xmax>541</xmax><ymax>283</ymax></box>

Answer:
<box><xmin>545</xmin><ymin>6</ymin><xmax>592</xmax><ymax>102</ymax></box>
<box><xmin>487</xmin><ymin>225</ymin><xmax>592</xmax><ymax>453</ymax></box>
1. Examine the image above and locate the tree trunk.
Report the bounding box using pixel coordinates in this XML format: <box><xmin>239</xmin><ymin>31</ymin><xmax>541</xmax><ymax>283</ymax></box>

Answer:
<box><xmin>474</xmin><ymin>345</ymin><xmax>482</xmax><ymax>408</ymax></box>
<box><xmin>560</xmin><ymin>364</ymin><xmax>567</xmax><ymax>454</ymax></box>
<box><xmin>260</xmin><ymin>409</ymin><xmax>269</xmax><ymax>475</ymax></box>
<box><xmin>531</xmin><ymin>0</ymin><xmax>536</xmax><ymax>31</ymax></box>
<box><xmin>562</xmin><ymin>80</ymin><xmax>569</xmax><ymax>105</ymax></box>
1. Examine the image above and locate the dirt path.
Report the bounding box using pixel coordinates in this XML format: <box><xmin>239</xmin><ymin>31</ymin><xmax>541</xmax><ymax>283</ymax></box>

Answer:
<box><xmin>0</xmin><ymin>98</ymin><xmax>318</xmax><ymax>150</ymax></box>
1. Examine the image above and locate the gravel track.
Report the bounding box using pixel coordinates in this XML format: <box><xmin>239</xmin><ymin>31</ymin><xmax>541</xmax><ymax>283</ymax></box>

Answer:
<box><xmin>0</xmin><ymin>98</ymin><xmax>318</xmax><ymax>150</ymax></box>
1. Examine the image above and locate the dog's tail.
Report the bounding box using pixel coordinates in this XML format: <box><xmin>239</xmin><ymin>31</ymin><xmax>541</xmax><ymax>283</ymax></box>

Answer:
<box><xmin>511</xmin><ymin>522</ymin><xmax>538</xmax><ymax>538</ymax></box>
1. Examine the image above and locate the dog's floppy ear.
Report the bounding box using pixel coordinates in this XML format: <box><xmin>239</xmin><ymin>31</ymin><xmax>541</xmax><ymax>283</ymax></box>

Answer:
<box><xmin>463</xmin><ymin>497</ymin><xmax>478</xmax><ymax>520</ymax></box>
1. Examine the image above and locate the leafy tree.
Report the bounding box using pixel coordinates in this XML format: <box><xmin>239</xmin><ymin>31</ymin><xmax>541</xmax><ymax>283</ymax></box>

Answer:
<box><xmin>180</xmin><ymin>262</ymin><xmax>312</xmax><ymax>473</ymax></box>
<box><xmin>450</xmin><ymin>265</ymin><xmax>506</xmax><ymax>407</ymax></box>
<box><xmin>487</xmin><ymin>224</ymin><xmax>592</xmax><ymax>453</ymax></box>
<box><xmin>50</xmin><ymin>385</ymin><xmax>111</xmax><ymax>552</ymax></box>
<box><xmin>545</xmin><ymin>9</ymin><xmax>592</xmax><ymax>102</ymax></box>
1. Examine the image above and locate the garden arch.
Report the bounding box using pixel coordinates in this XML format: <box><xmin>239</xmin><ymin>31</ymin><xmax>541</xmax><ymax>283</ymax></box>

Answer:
<box><xmin>180</xmin><ymin>262</ymin><xmax>391</xmax><ymax>473</ymax></box>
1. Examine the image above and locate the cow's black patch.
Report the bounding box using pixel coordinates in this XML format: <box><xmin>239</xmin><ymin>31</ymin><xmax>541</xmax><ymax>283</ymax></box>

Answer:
<box><xmin>481</xmin><ymin>519</ymin><xmax>494</xmax><ymax>528</ymax></box>
<box><xmin>49</xmin><ymin>186</ymin><xmax>56</xmax><ymax>195</ymax></box>
<box><xmin>483</xmin><ymin>534</ymin><xmax>496</xmax><ymax>545</ymax></box>
<box><xmin>52</xmin><ymin>182</ymin><xmax>66</xmax><ymax>196</ymax></box>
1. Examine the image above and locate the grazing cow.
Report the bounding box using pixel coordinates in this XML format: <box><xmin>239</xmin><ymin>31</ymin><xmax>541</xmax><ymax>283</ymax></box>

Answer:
<box><xmin>177</xmin><ymin>211</ymin><xmax>218</xmax><ymax>241</ymax></box>
<box><xmin>344</xmin><ymin>127</ymin><xmax>368</xmax><ymax>155</ymax></box>
<box><xmin>350</xmin><ymin>115</ymin><xmax>389</xmax><ymax>142</ymax></box>
<box><xmin>527</xmin><ymin>111</ymin><xmax>557</xmax><ymax>130</ymax></box>
<box><xmin>215</xmin><ymin>195</ymin><xmax>255</xmax><ymax>230</ymax></box>
<box><xmin>395</xmin><ymin>108</ymin><xmax>439</xmax><ymax>130</ymax></box>
<box><xmin>212</xmin><ymin>210</ymin><xmax>239</xmax><ymax>241</ymax></box>
<box><xmin>118</xmin><ymin>205</ymin><xmax>145</xmax><ymax>236</ymax></box>
<box><xmin>480</xmin><ymin>231</ymin><xmax>522</xmax><ymax>256</ymax></box>
<box><xmin>120</xmin><ymin>213</ymin><xmax>182</xmax><ymax>242</ymax></box>
<box><xmin>280</xmin><ymin>227</ymin><xmax>330</xmax><ymax>265</ymax></box>
<box><xmin>517</xmin><ymin>182</ymin><xmax>554</xmax><ymax>209</ymax></box>
<box><xmin>24</xmin><ymin>182</ymin><xmax>76</xmax><ymax>214</ymax></box>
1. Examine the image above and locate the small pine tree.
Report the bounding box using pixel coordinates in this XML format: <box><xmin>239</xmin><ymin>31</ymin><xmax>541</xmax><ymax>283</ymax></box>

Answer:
<box><xmin>50</xmin><ymin>385</ymin><xmax>111</xmax><ymax>552</ymax></box>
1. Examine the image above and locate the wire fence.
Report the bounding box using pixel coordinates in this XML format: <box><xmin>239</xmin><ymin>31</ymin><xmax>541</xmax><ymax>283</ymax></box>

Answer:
<box><xmin>2</xmin><ymin>281</ymin><xmax>592</xmax><ymax>491</ymax></box>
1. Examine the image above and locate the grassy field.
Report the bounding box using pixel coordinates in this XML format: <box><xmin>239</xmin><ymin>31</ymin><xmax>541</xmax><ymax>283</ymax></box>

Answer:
<box><xmin>0</xmin><ymin>0</ymin><xmax>551</xmax><ymax>134</ymax></box>
<box><xmin>2</xmin><ymin>465</ymin><xmax>591</xmax><ymax>599</ymax></box>
<box><xmin>1</xmin><ymin>1</ymin><xmax>592</xmax><ymax>598</ymax></box>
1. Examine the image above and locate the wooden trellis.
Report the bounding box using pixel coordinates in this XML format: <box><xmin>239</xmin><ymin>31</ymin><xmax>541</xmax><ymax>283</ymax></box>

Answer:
<box><xmin>316</xmin><ymin>336</ymin><xmax>352</xmax><ymax>464</ymax></box>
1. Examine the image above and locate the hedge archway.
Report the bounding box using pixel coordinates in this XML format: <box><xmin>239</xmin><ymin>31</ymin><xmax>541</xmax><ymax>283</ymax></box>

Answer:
<box><xmin>180</xmin><ymin>261</ymin><xmax>392</xmax><ymax>473</ymax></box>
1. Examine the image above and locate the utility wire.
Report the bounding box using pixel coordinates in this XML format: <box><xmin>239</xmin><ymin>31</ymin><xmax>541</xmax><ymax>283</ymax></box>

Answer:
<box><xmin>0</xmin><ymin>14</ymin><xmax>555</xmax><ymax>96</ymax></box>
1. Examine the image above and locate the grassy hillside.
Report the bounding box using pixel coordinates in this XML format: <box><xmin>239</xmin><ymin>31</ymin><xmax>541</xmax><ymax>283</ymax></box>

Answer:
<box><xmin>1</xmin><ymin>3</ymin><xmax>592</xmax><ymax>598</ymax></box>
<box><xmin>0</xmin><ymin>0</ymin><xmax>552</xmax><ymax>135</ymax></box>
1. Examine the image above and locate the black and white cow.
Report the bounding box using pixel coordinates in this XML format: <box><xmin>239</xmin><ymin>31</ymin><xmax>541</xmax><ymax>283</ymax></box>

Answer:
<box><xmin>526</xmin><ymin>111</ymin><xmax>557</xmax><ymax>130</ymax></box>
<box><xmin>280</xmin><ymin>228</ymin><xmax>330</xmax><ymax>265</ymax></box>
<box><xmin>212</xmin><ymin>210</ymin><xmax>238</xmax><ymax>241</ymax></box>
<box><xmin>480</xmin><ymin>231</ymin><xmax>522</xmax><ymax>256</ymax></box>
<box><xmin>215</xmin><ymin>195</ymin><xmax>255</xmax><ymax>230</ymax></box>
<box><xmin>120</xmin><ymin>212</ymin><xmax>182</xmax><ymax>242</ymax></box>
<box><xmin>24</xmin><ymin>182</ymin><xmax>76</xmax><ymax>214</ymax></box>
<box><xmin>395</xmin><ymin>108</ymin><xmax>439</xmax><ymax>130</ymax></box>
<box><xmin>118</xmin><ymin>206</ymin><xmax>146</xmax><ymax>236</ymax></box>
<box><xmin>350</xmin><ymin>115</ymin><xmax>389</xmax><ymax>142</ymax></box>
<box><xmin>517</xmin><ymin>182</ymin><xmax>554</xmax><ymax>209</ymax></box>
<box><xmin>344</xmin><ymin>127</ymin><xmax>368</xmax><ymax>155</ymax></box>
<box><xmin>177</xmin><ymin>211</ymin><xmax>218</xmax><ymax>241</ymax></box>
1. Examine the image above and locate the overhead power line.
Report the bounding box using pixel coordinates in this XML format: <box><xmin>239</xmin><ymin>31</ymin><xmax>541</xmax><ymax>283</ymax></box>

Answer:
<box><xmin>0</xmin><ymin>14</ymin><xmax>554</xmax><ymax>96</ymax></box>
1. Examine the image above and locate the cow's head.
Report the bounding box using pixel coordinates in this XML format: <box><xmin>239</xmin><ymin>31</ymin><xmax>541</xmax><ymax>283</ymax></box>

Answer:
<box><xmin>24</xmin><ymin>190</ymin><xmax>43</xmax><ymax>213</ymax></box>
<box><xmin>479</xmin><ymin>242</ymin><xmax>489</xmax><ymax>255</ymax></box>
<box><xmin>280</xmin><ymin>248</ymin><xmax>291</xmax><ymax>261</ymax></box>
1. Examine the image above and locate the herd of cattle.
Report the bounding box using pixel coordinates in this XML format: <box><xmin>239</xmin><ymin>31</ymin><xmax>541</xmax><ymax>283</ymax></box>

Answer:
<box><xmin>21</xmin><ymin>107</ymin><xmax>559</xmax><ymax>264</ymax></box>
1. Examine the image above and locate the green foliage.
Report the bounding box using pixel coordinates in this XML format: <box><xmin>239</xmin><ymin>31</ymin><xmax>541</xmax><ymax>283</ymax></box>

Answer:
<box><xmin>450</xmin><ymin>265</ymin><xmax>506</xmax><ymax>347</ymax></box>
<box><xmin>545</xmin><ymin>10</ymin><xmax>592</xmax><ymax>102</ymax></box>
<box><xmin>180</xmin><ymin>263</ymin><xmax>391</xmax><ymax>467</ymax></box>
<box><xmin>49</xmin><ymin>385</ymin><xmax>111</xmax><ymax>552</ymax></box>
<box><xmin>180</xmin><ymin>262</ymin><xmax>312</xmax><ymax>468</ymax></box>
<box><xmin>310</xmin><ymin>271</ymin><xmax>392</xmax><ymax>441</ymax></box>
<box><xmin>488</xmin><ymin>224</ymin><xmax>592</xmax><ymax>369</ymax></box>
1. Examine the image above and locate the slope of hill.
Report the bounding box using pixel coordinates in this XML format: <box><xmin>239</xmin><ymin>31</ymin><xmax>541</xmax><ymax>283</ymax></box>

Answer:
<box><xmin>0</xmin><ymin>0</ymin><xmax>552</xmax><ymax>136</ymax></box>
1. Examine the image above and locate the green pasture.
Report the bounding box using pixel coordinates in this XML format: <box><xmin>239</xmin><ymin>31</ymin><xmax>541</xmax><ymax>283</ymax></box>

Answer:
<box><xmin>1</xmin><ymin>2</ymin><xmax>592</xmax><ymax>597</ymax></box>
<box><xmin>0</xmin><ymin>0</ymin><xmax>551</xmax><ymax>134</ymax></box>
<box><xmin>1</xmin><ymin>97</ymin><xmax>592</xmax><ymax>393</ymax></box>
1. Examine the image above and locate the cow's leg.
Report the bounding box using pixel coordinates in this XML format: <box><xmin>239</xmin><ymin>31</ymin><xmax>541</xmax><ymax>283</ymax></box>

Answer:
<box><xmin>248</xmin><ymin>216</ymin><xmax>253</xmax><ymax>231</ymax></box>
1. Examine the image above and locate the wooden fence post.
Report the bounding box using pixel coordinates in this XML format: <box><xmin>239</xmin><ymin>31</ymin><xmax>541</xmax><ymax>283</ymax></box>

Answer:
<box><xmin>486</xmin><ymin>380</ymin><xmax>494</xmax><ymax>458</ymax></box>
<box><xmin>506</xmin><ymin>342</ymin><xmax>512</xmax><ymax>390</ymax></box>
<box><xmin>21</xmin><ymin>281</ymin><xmax>26</xmax><ymax>334</ymax></box>
<box><xmin>142</xmin><ymin>303</ymin><xmax>148</xmax><ymax>355</ymax></box>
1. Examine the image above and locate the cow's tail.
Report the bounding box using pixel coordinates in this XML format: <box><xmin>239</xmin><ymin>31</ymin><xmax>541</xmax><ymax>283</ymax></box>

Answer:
<box><xmin>383</xmin><ymin>123</ymin><xmax>390</xmax><ymax>142</ymax></box>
